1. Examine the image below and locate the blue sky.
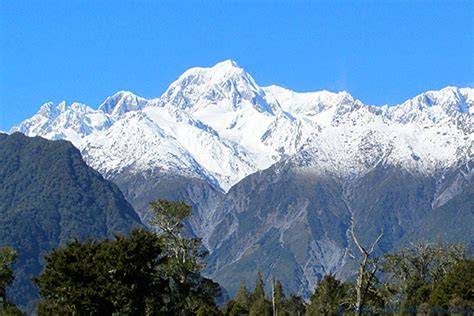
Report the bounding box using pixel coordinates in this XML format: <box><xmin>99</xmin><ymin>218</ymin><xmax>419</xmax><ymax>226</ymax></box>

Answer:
<box><xmin>1</xmin><ymin>0</ymin><xmax>473</xmax><ymax>131</ymax></box>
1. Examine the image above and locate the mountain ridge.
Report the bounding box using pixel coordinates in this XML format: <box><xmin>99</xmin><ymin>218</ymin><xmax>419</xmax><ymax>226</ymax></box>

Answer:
<box><xmin>10</xmin><ymin>61</ymin><xmax>473</xmax><ymax>195</ymax></box>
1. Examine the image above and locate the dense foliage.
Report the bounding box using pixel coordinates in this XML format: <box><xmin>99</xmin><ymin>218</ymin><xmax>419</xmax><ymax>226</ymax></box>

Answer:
<box><xmin>0</xmin><ymin>247</ymin><xmax>16</xmax><ymax>306</ymax></box>
<box><xmin>35</xmin><ymin>229</ymin><xmax>166</xmax><ymax>315</ymax></box>
<box><xmin>0</xmin><ymin>247</ymin><xmax>24</xmax><ymax>315</ymax></box>
<box><xmin>305</xmin><ymin>275</ymin><xmax>350</xmax><ymax>315</ymax></box>
<box><xmin>381</xmin><ymin>242</ymin><xmax>471</xmax><ymax>314</ymax></box>
<box><xmin>429</xmin><ymin>259</ymin><xmax>474</xmax><ymax>312</ymax></box>
<box><xmin>34</xmin><ymin>200</ymin><xmax>221</xmax><ymax>315</ymax></box>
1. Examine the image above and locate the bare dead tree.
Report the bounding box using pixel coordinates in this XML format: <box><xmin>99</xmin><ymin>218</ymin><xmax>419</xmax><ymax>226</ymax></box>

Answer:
<box><xmin>271</xmin><ymin>278</ymin><xmax>277</xmax><ymax>316</ymax></box>
<box><xmin>346</xmin><ymin>220</ymin><xmax>383</xmax><ymax>316</ymax></box>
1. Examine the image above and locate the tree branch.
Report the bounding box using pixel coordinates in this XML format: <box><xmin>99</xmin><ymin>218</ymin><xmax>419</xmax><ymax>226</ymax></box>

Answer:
<box><xmin>346</xmin><ymin>249</ymin><xmax>363</xmax><ymax>265</ymax></box>
<box><xmin>368</xmin><ymin>230</ymin><xmax>384</xmax><ymax>255</ymax></box>
<box><xmin>350</xmin><ymin>221</ymin><xmax>368</xmax><ymax>256</ymax></box>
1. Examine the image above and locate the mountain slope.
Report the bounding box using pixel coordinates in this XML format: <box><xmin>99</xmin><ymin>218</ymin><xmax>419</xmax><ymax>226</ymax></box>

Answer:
<box><xmin>205</xmin><ymin>155</ymin><xmax>473</xmax><ymax>297</ymax></box>
<box><xmin>205</xmin><ymin>160</ymin><xmax>350</xmax><ymax>297</ymax></box>
<box><xmin>0</xmin><ymin>133</ymin><xmax>142</xmax><ymax>308</ymax></box>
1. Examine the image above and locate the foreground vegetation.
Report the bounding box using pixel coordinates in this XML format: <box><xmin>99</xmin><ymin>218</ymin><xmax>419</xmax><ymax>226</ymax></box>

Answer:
<box><xmin>1</xmin><ymin>200</ymin><xmax>472</xmax><ymax>315</ymax></box>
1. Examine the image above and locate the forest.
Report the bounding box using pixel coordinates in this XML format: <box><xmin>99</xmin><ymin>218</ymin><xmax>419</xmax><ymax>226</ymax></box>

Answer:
<box><xmin>1</xmin><ymin>200</ymin><xmax>472</xmax><ymax>315</ymax></box>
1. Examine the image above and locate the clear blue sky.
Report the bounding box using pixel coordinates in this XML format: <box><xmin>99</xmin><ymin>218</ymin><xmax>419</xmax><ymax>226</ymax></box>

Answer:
<box><xmin>1</xmin><ymin>0</ymin><xmax>473</xmax><ymax>131</ymax></box>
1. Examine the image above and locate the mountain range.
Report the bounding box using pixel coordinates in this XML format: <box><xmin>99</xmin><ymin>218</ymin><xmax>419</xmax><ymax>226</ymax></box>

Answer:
<box><xmin>10</xmin><ymin>60</ymin><xmax>474</xmax><ymax>297</ymax></box>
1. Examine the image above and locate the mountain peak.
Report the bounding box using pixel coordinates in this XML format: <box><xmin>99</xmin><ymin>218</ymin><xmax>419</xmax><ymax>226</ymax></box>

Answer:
<box><xmin>159</xmin><ymin>60</ymin><xmax>274</xmax><ymax>113</ymax></box>
<box><xmin>57</xmin><ymin>101</ymin><xmax>67</xmax><ymax>112</ymax></box>
<box><xmin>38</xmin><ymin>102</ymin><xmax>59</xmax><ymax>118</ymax></box>
<box><xmin>98</xmin><ymin>91</ymin><xmax>148</xmax><ymax>116</ymax></box>
<box><xmin>178</xmin><ymin>59</ymin><xmax>243</xmax><ymax>80</ymax></box>
<box><xmin>398</xmin><ymin>86</ymin><xmax>471</xmax><ymax>116</ymax></box>
<box><xmin>207</xmin><ymin>59</ymin><xmax>244</xmax><ymax>79</ymax></box>
<box><xmin>212</xmin><ymin>59</ymin><xmax>239</xmax><ymax>70</ymax></box>
<box><xmin>263</xmin><ymin>85</ymin><xmax>357</xmax><ymax>115</ymax></box>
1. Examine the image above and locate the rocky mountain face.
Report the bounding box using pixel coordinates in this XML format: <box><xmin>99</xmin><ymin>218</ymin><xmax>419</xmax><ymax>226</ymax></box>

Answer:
<box><xmin>0</xmin><ymin>133</ymin><xmax>142</xmax><ymax>308</ymax></box>
<box><xmin>11</xmin><ymin>60</ymin><xmax>473</xmax><ymax>297</ymax></box>
<box><xmin>204</xmin><ymin>156</ymin><xmax>473</xmax><ymax>297</ymax></box>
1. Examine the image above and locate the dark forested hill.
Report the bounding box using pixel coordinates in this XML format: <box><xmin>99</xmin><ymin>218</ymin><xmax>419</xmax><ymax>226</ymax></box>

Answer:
<box><xmin>0</xmin><ymin>133</ymin><xmax>142</xmax><ymax>309</ymax></box>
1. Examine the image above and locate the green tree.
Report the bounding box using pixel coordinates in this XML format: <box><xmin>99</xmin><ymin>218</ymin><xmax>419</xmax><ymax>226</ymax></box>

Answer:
<box><xmin>35</xmin><ymin>229</ymin><xmax>168</xmax><ymax>315</ymax></box>
<box><xmin>251</xmin><ymin>272</ymin><xmax>265</xmax><ymax>303</ymax></box>
<box><xmin>285</xmin><ymin>294</ymin><xmax>306</xmax><ymax>316</ymax></box>
<box><xmin>249</xmin><ymin>272</ymin><xmax>271</xmax><ymax>316</ymax></box>
<box><xmin>0</xmin><ymin>247</ymin><xmax>16</xmax><ymax>305</ymax></box>
<box><xmin>149</xmin><ymin>199</ymin><xmax>220</xmax><ymax>315</ymax></box>
<box><xmin>196</xmin><ymin>304</ymin><xmax>221</xmax><ymax>316</ymax></box>
<box><xmin>306</xmin><ymin>274</ymin><xmax>349</xmax><ymax>316</ymax></box>
<box><xmin>150</xmin><ymin>200</ymin><xmax>206</xmax><ymax>274</ymax></box>
<box><xmin>0</xmin><ymin>305</ymin><xmax>24</xmax><ymax>316</ymax></box>
<box><xmin>429</xmin><ymin>259</ymin><xmax>474</xmax><ymax>314</ymax></box>
<box><xmin>225</xmin><ymin>280</ymin><xmax>250</xmax><ymax>315</ymax></box>
<box><xmin>383</xmin><ymin>242</ymin><xmax>464</xmax><ymax>312</ymax></box>
<box><xmin>235</xmin><ymin>280</ymin><xmax>251</xmax><ymax>306</ymax></box>
<box><xmin>224</xmin><ymin>300</ymin><xmax>248</xmax><ymax>316</ymax></box>
<box><xmin>249</xmin><ymin>297</ymin><xmax>272</xmax><ymax>316</ymax></box>
<box><xmin>0</xmin><ymin>247</ymin><xmax>22</xmax><ymax>315</ymax></box>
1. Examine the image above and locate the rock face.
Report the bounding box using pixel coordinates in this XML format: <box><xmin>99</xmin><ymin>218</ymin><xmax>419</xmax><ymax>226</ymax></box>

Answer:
<box><xmin>0</xmin><ymin>133</ymin><xmax>142</xmax><ymax>308</ymax></box>
<box><xmin>10</xmin><ymin>60</ymin><xmax>474</xmax><ymax>297</ymax></box>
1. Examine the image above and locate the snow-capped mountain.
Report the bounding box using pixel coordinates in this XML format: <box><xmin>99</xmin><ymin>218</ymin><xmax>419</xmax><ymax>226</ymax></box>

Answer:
<box><xmin>11</xmin><ymin>60</ymin><xmax>473</xmax><ymax>193</ymax></box>
<box><xmin>9</xmin><ymin>60</ymin><xmax>474</xmax><ymax>298</ymax></box>
<box><xmin>12</xmin><ymin>101</ymin><xmax>113</xmax><ymax>145</ymax></box>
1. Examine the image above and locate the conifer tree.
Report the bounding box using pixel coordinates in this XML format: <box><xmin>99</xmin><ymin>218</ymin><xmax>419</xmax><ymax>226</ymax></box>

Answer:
<box><xmin>273</xmin><ymin>279</ymin><xmax>287</xmax><ymax>316</ymax></box>
<box><xmin>285</xmin><ymin>294</ymin><xmax>306</xmax><ymax>316</ymax></box>
<box><xmin>235</xmin><ymin>280</ymin><xmax>250</xmax><ymax>306</ymax></box>
<box><xmin>224</xmin><ymin>280</ymin><xmax>250</xmax><ymax>316</ymax></box>
<box><xmin>251</xmin><ymin>272</ymin><xmax>266</xmax><ymax>302</ymax></box>
<box><xmin>249</xmin><ymin>297</ymin><xmax>272</xmax><ymax>316</ymax></box>
<box><xmin>306</xmin><ymin>274</ymin><xmax>349</xmax><ymax>316</ymax></box>
<box><xmin>249</xmin><ymin>272</ymin><xmax>272</xmax><ymax>316</ymax></box>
